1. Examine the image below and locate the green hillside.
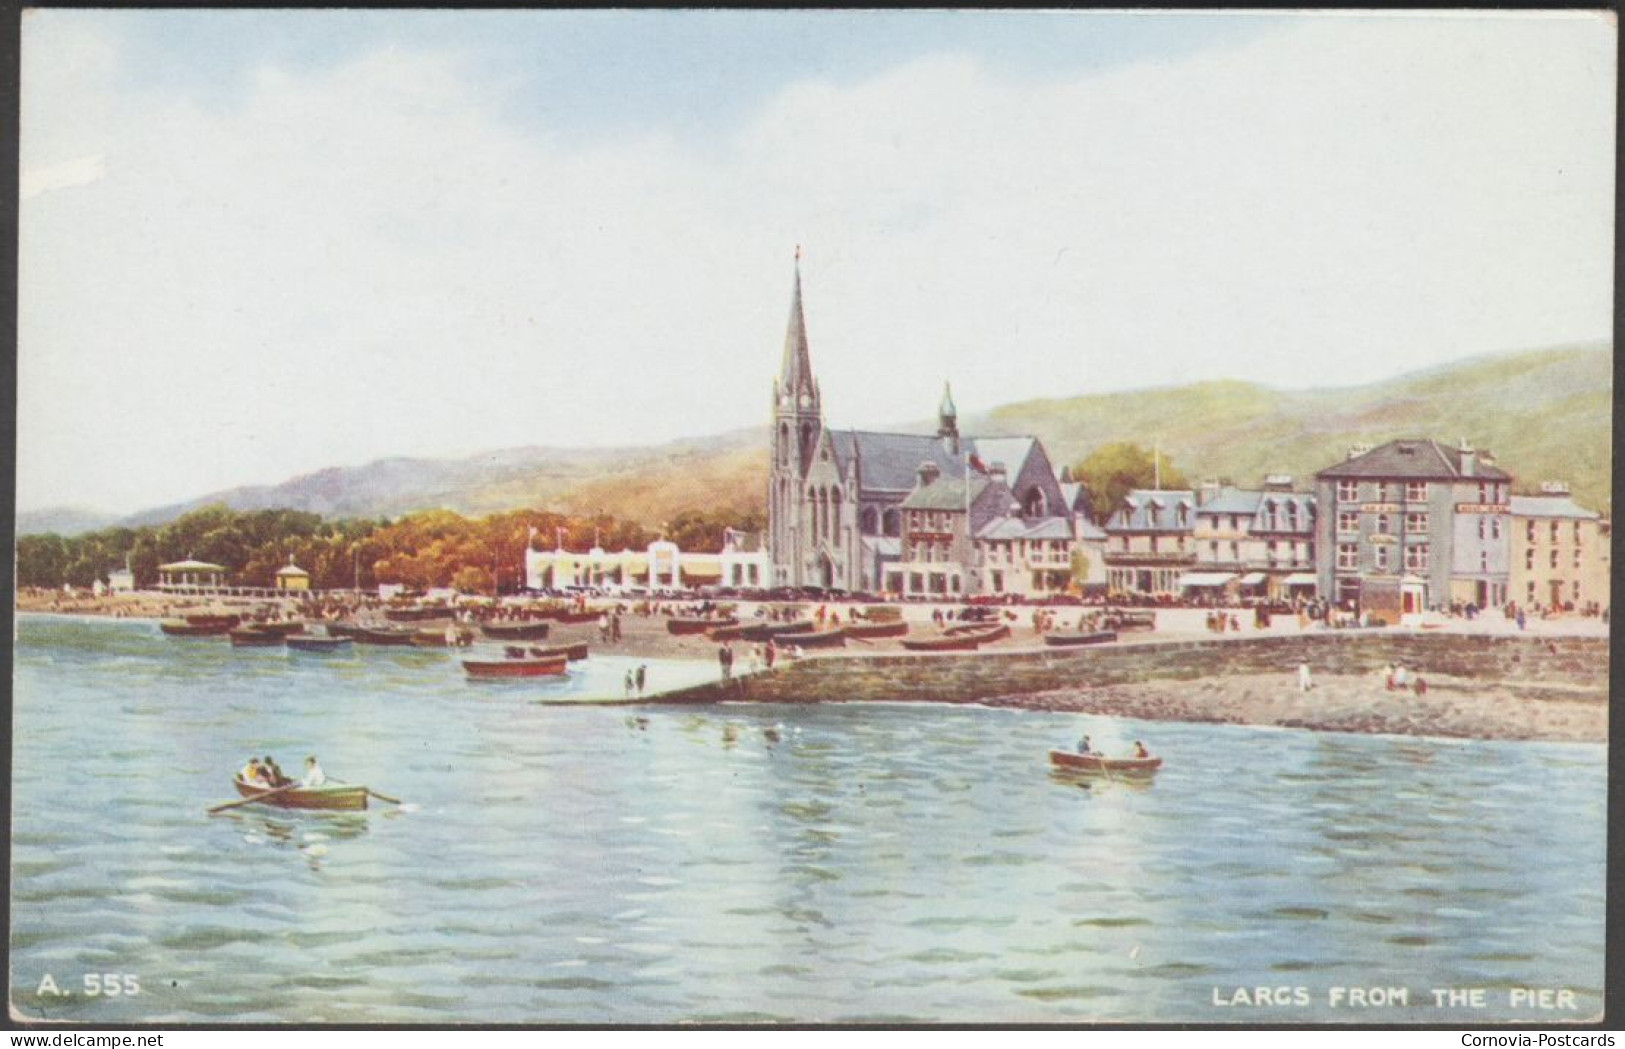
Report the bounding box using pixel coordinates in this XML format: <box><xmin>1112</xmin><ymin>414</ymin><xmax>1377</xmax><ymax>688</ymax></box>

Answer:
<box><xmin>980</xmin><ymin>344</ymin><xmax>1613</xmax><ymax>514</ymax></box>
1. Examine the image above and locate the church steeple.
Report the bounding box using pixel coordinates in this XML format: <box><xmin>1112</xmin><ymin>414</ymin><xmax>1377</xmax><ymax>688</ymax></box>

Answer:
<box><xmin>778</xmin><ymin>246</ymin><xmax>817</xmax><ymax>407</ymax></box>
<box><xmin>937</xmin><ymin>380</ymin><xmax>958</xmax><ymax>439</ymax></box>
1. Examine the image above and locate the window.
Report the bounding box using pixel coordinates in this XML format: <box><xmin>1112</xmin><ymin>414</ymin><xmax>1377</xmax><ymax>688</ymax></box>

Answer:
<box><xmin>1526</xmin><ymin>521</ymin><xmax>1536</xmax><ymax>542</ymax></box>
<box><xmin>1477</xmin><ymin>518</ymin><xmax>1486</xmax><ymax>540</ymax></box>
<box><xmin>1337</xmin><ymin>480</ymin><xmax>1359</xmax><ymax>502</ymax></box>
<box><xmin>1406</xmin><ymin>481</ymin><xmax>1428</xmax><ymax>501</ymax></box>
<box><xmin>1405</xmin><ymin>512</ymin><xmax>1428</xmax><ymax>534</ymax></box>
<box><xmin>1574</xmin><ymin>548</ymin><xmax>1583</xmax><ymax>569</ymax></box>
<box><xmin>1573</xmin><ymin>581</ymin><xmax>1581</xmax><ymax>601</ymax></box>
<box><xmin>1478</xmin><ymin>483</ymin><xmax>1491</xmax><ymax>503</ymax></box>
<box><xmin>1376</xmin><ymin>515</ymin><xmax>1391</xmax><ymax>535</ymax></box>
<box><xmin>1405</xmin><ymin>544</ymin><xmax>1429</xmax><ymax>571</ymax></box>
<box><xmin>1479</xmin><ymin>552</ymin><xmax>1488</xmax><ymax>572</ymax></box>
<box><xmin>1374</xmin><ymin>545</ymin><xmax>1390</xmax><ymax>571</ymax></box>
<box><xmin>1526</xmin><ymin>549</ymin><xmax>1535</xmax><ymax>570</ymax></box>
<box><xmin>1337</xmin><ymin>511</ymin><xmax>1359</xmax><ymax>534</ymax></box>
<box><xmin>1230</xmin><ymin>541</ymin><xmax>1240</xmax><ymax>561</ymax></box>
<box><xmin>1550</xmin><ymin>521</ymin><xmax>1560</xmax><ymax>541</ymax></box>
<box><xmin>1209</xmin><ymin>541</ymin><xmax>1219</xmax><ymax>557</ymax></box>
<box><xmin>1528</xmin><ymin>581</ymin><xmax>1536</xmax><ymax>601</ymax></box>
<box><xmin>1150</xmin><ymin>536</ymin><xmax>1159</xmax><ymax>554</ymax></box>
<box><xmin>1337</xmin><ymin>543</ymin><xmax>1358</xmax><ymax>570</ymax></box>
<box><xmin>1574</xmin><ymin>521</ymin><xmax>1583</xmax><ymax>542</ymax></box>
<box><xmin>1490</xmin><ymin>518</ymin><xmax>1501</xmax><ymax>541</ymax></box>
<box><xmin>1550</xmin><ymin>549</ymin><xmax>1559</xmax><ymax>569</ymax></box>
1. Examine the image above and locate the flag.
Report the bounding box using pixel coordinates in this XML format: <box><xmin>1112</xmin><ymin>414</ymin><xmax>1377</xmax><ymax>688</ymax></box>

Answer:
<box><xmin>968</xmin><ymin>454</ymin><xmax>989</xmax><ymax>475</ymax></box>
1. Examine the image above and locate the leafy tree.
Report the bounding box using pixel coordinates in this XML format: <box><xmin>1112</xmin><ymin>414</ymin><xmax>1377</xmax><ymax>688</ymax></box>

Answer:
<box><xmin>1070</xmin><ymin>548</ymin><xmax>1092</xmax><ymax>588</ymax></box>
<box><xmin>1072</xmin><ymin>443</ymin><xmax>1189</xmax><ymax>524</ymax></box>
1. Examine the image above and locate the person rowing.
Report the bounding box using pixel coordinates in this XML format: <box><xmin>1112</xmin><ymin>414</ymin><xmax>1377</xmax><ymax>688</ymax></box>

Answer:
<box><xmin>1077</xmin><ymin>734</ymin><xmax>1100</xmax><ymax>757</ymax></box>
<box><xmin>239</xmin><ymin>755</ymin><xmax>269</xmax><ymax>786</ymax></box>
<box><xmin>1132</xmin><ymin>741</ymin><xmax>1151</xmax><ymax>759</ymax></box>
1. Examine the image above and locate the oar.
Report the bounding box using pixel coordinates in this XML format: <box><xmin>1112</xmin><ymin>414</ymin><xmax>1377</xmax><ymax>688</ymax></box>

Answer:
<box><xmin>208</xmin><ymin>782</ymin><xmax>298</xmax><ymax>814</ymax></box>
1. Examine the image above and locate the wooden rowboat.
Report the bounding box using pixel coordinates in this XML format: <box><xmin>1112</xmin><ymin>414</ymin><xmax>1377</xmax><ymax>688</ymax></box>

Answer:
<box><xmin>554</xmin><ymin>610</ymin><xmax>601</xmax><ymax>625</ymax></box>
<box><xmin>247</xmin><ymin>620</ymin><xmax>306</xmax><ymax>636</ymax></box>
<box><xmin>353</xmin><ymin>625</ymin><xmax>418</xmax><ymax>646</ymax></box>
<box><xmin>233</xmin><ymin>778</ymin><xmax>369</xmax><ymax>811</ymax></box>
<box><xmin>773</xmin><ymin>629</ymin><xmax>847</xmax><ymax>649</ymax></box>
<box><xmin>1042</xmin><ymin>630</ymin><xmax>1118</xmax><ymax>648</ymax></box>
<box><xmin>462</xmin><ymin>654</ymin><xmax>569</xmax><ymax>679</ymax></box>
<box><xmin>1048</xmin><ymin>750</ymin><xmax>1163</xmax><ymax>775</ymax></box>
<box><xmin>527</xmin><ymin>642</ymin><xmax>590</xmax><ymax>662</ymax></box>
<box><xmin>944</xmin><ymin>621</ymin><xmax>1010</xmax><ymax>640</ymax></box>
<box><xmin>739</xmin><ymin>620</ymin><xmax>815</xmax><ymax>642</ymax></box>
<box><xmin>185</xmin><ymin>613</ymin><xmax>242</xmax><ymax>629</ymax></box>
<box><xmin>161</xmin><ymin>619</ymin><xmax>233</xmax><ymax>637</ymax></box>
<box><xmin>326</xmin><ymin>621</ymin><xmax>365</xmax><ymax>638</ymax></box>
<box><xmin>229</xmin><ymin>627</ymin><xmax>286</xmax><ymax>647</ymax></box>
<box><xmin>411</xmin><ymin>627</ymin><xmax>474</xmax><ymax>647</ymax></box>
<box><xmin>900</xmin><ymin>633</ymin><xmax>983</xmax><ymax>652</ymax></box>
<box><xmin>481</xmin><ymin>620</ymin><xmax>551</xmax><ymax>641</ymax></box>
<box><xmin>842</xmin><ymin>620</ymin><xmax>910</xmax><ymax>640</ymax></box>
<box><xmin>286</xmin><ymin>635</ymin><xmax>353</xmax><ymax>652</ymax></box>
<box><xmin>667</xmin><ymin>616</ymin><xmax>738</xmax><ymax>636</ymax></box>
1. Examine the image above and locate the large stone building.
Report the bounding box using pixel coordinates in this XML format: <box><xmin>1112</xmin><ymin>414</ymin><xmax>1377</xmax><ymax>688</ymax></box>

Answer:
<box><xmin>1314</xmin><ymin>438</ymin><xmax>1511</xmax><ymax>617</ymax></box>
<box><xmin>767</xmin><ymin>258</ymin><xmax>1081</xmax><ymax>594</ymax></box>
<box><xmin>1509</xmin><ymin>483</ymin><xmax>1611</xmax><ymax>613</ymax></box>
<box><xmin>1189</xmin><ymin>477</ymin><xmax>1318</xmax><ymax>601</ymax></box>
<box><xmin>1102</xmin><ymin>489</ymin><xmax>1197</xmax><ymax>596</ymax></box>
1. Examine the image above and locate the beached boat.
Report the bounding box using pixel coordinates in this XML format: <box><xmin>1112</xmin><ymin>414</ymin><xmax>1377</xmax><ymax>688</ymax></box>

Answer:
<box><xmin>481</xmin><ymin>620</ymin><xmax>551</xmax><ymax>641</ymax></box>
<box><xmin>229</xmin><ymin>626</ymin><xmax>286</xmax><ymax>647</ymax></box>
<box><xmin>842</xmin><ymin>620</ymin><xmax>910</xmax><ymax>640</ymax></box>
<box><xmin>1103</xmin><ymin>612</ymin><xmax>1157</xmax><ymax>632</ymax></box>
<box><xmin>353</xmin><ymin>625</ymin><xmax>418</xmax><ymax>646</ymax></box>
<box><xmin>411</xmin><ymin>627</ymin><xmax>473</xmax><ymax>647</ymax></box>
<box><xmin>1048</xmin><ymin>750</ymin><xmax>1163</xmax><ymax>775</ymax></box>
<box><xmin>384</xmin><ymin>605</ymin><xmax>452</xmax><ymax>623</ymax></box>
<box><xmin>286</xmin><ymin>635</ymin><xmax>353</xmax><ymax>652</ymax></box>
<box><xmin>326</xmin><ymin>621</ymin><xmax>365</xmax><ymax>638</ymax></box>
<box><xmin>667</xmin><ymin>616</ymin><xmax>738</xmax><ymax>636</ymax></box>
<box><xmin>772</xmin><ymin>628</ymin><xmax>847</xmax><ymax>649</ymax></box>
<box><xmin>246</xmin><ymin>620</ymin><xmax>305</xmax><ymax>636</ymax></box>
<box><xmin>160</xmin><ymin>619</ymin><xmax>233</xmax><ymax>637</ymax></box>
<box><xmin>1042</xmin><ymin>630</ymin><xmax>1118</xmax><ymax>648</ymax></box>
<box><xmin>944</xmin><ymin>621</ymin><xmax>1010</xmax><ymax>640</ymax></box>
<box><xmin>739</xmin><ymin>620</ymin><xmax>814</xmax><ymax>642</ymax></box>
<box><xmin>185</xmin><ymin>613</ymin><xmax>242</xmax><ymax>629</ymax></box>
<box><xmin>554</xmin><ymin>609</ymin><xmax>602</xmax><ymax>625</ymax></box>
<box><xmin>900</xmin><ymin>633</ymin><xmax>984</xmax><ymax>652</ymax></box>
<box><xmin>462</xmin><ymin>654</ymin><xmax>569</xmax><ymax>679</ymax></box>
<box><xmin>233</xmin><ymin>778</ymin><xmax>370</xmax><ymax>811</ymax></box>
<box><xmin>527</xmin><ymin>642</ymin><xmax>590</xmax><ymax>662</ymax></box>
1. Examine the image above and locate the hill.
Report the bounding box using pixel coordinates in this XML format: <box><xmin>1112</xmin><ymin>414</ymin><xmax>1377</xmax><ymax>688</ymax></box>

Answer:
<box><xmin>15</xmin><ymin>344</ymin><xmax>1612</xmax><ymax>537</ymax></box>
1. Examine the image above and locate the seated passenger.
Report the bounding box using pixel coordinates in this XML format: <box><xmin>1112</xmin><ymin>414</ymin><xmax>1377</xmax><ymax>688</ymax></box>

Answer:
<box><xmin>1133</xmin><ymin>741</ymin><xmax>1150</xmax><ymax>759</ymax></box>
<box><xmin>301</xmin><ymin>755</ymin><xmax>326</xmax><ymax>788</ymax></box>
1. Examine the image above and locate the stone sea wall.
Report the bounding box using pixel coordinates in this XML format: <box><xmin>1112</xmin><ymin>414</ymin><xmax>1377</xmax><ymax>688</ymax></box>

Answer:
<box><xmin>655</xmin><ymin>632</ymin><xmax>1610</xmax><ymax>706</ymax></box>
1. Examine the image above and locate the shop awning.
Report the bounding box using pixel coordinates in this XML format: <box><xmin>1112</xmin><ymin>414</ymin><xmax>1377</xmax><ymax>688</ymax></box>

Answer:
<box><xmin>1176</xmin><ymin>572</ymin><xmax>1237</xmax><ymax>588</ymax></box>
<box><xmin>1284</xmin><ymin>572</ymin><xmax>1317</xmax><ymax>587</ymax></box>
<box><xmin>1238</xmin><ymin>572</ymin><xmax>1267</xmax><ymax>586</ymax></box>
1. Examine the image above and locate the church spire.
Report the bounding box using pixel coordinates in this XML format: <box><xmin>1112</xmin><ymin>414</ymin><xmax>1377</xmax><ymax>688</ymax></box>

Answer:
<box><xmin>779</xmin><ymin>245</ymin><xmax>815</xmax><ymax>396</ymax></box>
<box><xmin>937</xmin><ymin>380</ymin><xmax>958</xmax><ymax>438</ymax></box>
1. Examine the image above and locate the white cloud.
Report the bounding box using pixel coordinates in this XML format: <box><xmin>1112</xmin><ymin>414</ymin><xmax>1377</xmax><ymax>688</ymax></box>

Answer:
<box><xmin>17</xmin><ymin>12</ymin><xmax>1615</xmax><ymax>515</ymax></box>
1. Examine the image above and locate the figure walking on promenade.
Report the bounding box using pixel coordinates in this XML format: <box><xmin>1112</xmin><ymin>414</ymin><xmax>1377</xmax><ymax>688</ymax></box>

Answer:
<box><xmin>636</xmin><ymin>664</ymin><xmax>647</xmax><ymax>698</ymax></box>
<box><xmin>1297</xmin><ymin>662</ymin><xmax>1314</xmax><ymax>692</ymax></box>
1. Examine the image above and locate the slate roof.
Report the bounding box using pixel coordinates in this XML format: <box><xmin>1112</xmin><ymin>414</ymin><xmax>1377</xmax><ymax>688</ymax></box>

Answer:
<box><xmin>1196</xmin><ymin>486</ymin><xmax>1316</xmax><ymax>533</ymax></box>
<box><xmin>1195</xmin><ymin>488</ymin><xmax>1263</xmax><ymax>515</ymax></box>
<box><xmin>1076</xmin><ymin>519</ymin><xmax>1107</xmax><ymax>541</ymax></box>
<box><xmin>1058</xmin><ymin>481</ymin><xmax>1094</xmax><ymax>518</ymax></box>
<box><xmin>828</xmin><ymin>431</ymin><xmax>1044</xmax><ymax>494</ymax></box>
<box><xmin>1509</xmin><ymin>495</ymin><xmax>1601</xmax><ymax>521</ymax></box>
<box><xmin>861</xmin><ymin>536</ymin><xmax>902</xmax><ymax>558</ymax></box>
<box><xmin>901</xmin><ymin>476</ymin><xmax>992</xmax><ymax>511</ymax></box>
<box><xmin>976</xmin><ymin>516</ymin><xmax>1073</xmax><ymax>541</ymax></box>
<box><xmin>1316</xmin><ymin>439</ymin><xmax>1511</xmax><ymax>481</ymax></box>
<box><xmin>1107</xmin><ymin>490</ymin><xmax>1197</xmax><ymax>533</ymax></box>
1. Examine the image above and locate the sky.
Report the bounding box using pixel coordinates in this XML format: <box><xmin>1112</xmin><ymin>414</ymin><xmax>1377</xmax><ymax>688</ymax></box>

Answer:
<box><xmin>17</xmin><ymin>10</ymin><xmax>1616</xmax><ymax>516</ymax></box>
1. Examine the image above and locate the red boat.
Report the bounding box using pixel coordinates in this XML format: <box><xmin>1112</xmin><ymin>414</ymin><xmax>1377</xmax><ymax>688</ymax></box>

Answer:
<box><xmin>842</xmin><ymin>620</ymin><xmax>910</xmax><ymax>640</ymax></box>
<box><xmin>554</xmin><ymin>610</ymin><xmax>601</xmax><ymax>625</ymax></box>
<box><xmin>462</xmin><ymin>655</ymin><xmax>569</xmax><ymax>679</ymax></box>
<box><xmin>1048</xmin><ymin>750</ymin><xmax>1163</xmax><ymax>775</ymax></box>
<box><xmin>185</xmin><ymin>613</ymin><xmax>242</xmax><ymax>629</ymax></box>
<box><xmin>773</xmin><ymin>629</ymin><xmax>847</xmax><ymax>649</ymax></box>
<box><xmin>667</xmin><ymin>616</ymin><xmax>738</xmax><ymax>636</ymax></box>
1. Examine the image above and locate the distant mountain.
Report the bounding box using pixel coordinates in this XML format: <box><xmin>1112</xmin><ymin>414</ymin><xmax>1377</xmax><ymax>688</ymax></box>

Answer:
<box><xmin>979</xmin><ymin>343</ymin><xmax>1612</xmax><ymax>514</ymax></box>
<box><xmin>15</xmin><ymin>507</ymin><xmax>118</xmax><ymax>538</ymax></box>
<box><xmin>16</xmin><ymin>343</ymin><xmax>1612</xmax><ymax>537</ymax></box>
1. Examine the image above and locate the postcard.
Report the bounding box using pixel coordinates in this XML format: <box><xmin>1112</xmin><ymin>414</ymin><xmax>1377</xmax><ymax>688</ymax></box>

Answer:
<box><xmin>10</xmin><ymin>8</ymin><xmax>1615</xmax><ymax>1028</ymax></box>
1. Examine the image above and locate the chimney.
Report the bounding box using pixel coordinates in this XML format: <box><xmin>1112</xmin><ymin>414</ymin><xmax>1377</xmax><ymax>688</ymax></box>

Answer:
<box><xmin>1347</xmin><ymin>443</ymin><xmax>1372</xmax><ymax>461</ymax></box>
<box><xmin>988</xmin><ymin>461</ymin><xmax>1008</xmax><ymax>484</ymax></box>
<box><xmin>1540</xmin><ymin>480</ymin><xmax>1571</xmax><ymax>495</ymax></box>
<box><xmin>1264</xmin><ymin>474</ymin><xmax>1293</xmax><ymax>490</ymax></box>
<box><xmin>1458</xmin><ymin>437</ymin><xmax>1476</xmax><ymax>477</ymax></box>
<box><xmin>917</xmin><ymin>461</ymin><xmax>941</xmax><ymax>487</ymax></box>
<box><xmin>1198</xmin><ymin>479</ymin><xmax>1222</xmax><ymax>506</ymax></box>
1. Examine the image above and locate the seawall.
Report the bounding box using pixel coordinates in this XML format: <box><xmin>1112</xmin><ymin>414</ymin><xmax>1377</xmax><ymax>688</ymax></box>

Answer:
<box><xmin>656</xmin><ymin>632</ymin><xmax>1610</xmax><ymax>706</ymax></box>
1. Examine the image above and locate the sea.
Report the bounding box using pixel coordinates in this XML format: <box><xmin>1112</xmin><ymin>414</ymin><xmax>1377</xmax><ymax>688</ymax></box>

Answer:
<box><xmin>9</xmin><ymin>614</ymin><xmax>1606</xmax><ymax>1023</ymax></box>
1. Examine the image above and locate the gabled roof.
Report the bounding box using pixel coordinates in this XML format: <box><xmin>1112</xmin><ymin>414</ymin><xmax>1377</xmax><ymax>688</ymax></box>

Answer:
<box><xmin>1509</xmin><ymin>495</ymin><xmax>1600</xmax><ymax>520</ymax></box>
<box><xmin>976</xmin><ymin>516</ymin><xmax>1073</xmax><ymax>542</ymax></box>
<box><xmin>1058</xmin><ymin>481</ymin><xmax>1093</xmax><ymax>517</ymax></box>
<box><xmin>1076</xmin><ymin>519</ymin><xmax>1107</xmax><ymax>541</ymax></box>
<box><xmin>901</xmin><ymin>476</ymin><xmax>992</xmax><ymax>511</ymax></box>
<box><xmin>160</xmin><ymin>559</ymin><xmax>225</xmax><ymax>572</ymax></box>
<box><xmin>828</xmin><ymin>431</ymin><xmax>1046</xmax><ymax>494</ymax></box>
<box><xmin>1317</xmin><ymin>439</ymin><xmax>1511</xmax><ymax>481</ymax></box>
<box><xmin>1107</xmin><ymin>489</ymin><xmax>1196</xmax><ymax>532</ymax></box>
<box><xmin>276</xmin><ymin>564</ymin><xmax>310</xmax><ymax>577</ymax></box>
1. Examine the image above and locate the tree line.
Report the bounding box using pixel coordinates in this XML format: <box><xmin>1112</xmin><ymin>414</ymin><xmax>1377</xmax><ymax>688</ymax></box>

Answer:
<box><xmin>16</xmin><ymin>503</ymin><xmax>760</xmax><ymax>594</ymax></box>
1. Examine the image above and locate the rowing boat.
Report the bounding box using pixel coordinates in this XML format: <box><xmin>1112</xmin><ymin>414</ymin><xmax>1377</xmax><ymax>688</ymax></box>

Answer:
<box><xmin>1048</xmin><ymin>750</ymin><xmax>1163</xmax><ymax>775</ymax></box>
<box><xmin>739</xmin><ymin>620</ymin><xmax>814</xmax><ymax>642</ymax></box>
<box><xmin>554</xmin><ymin>610</ymin><xmax>602</xmax><ymax>625</ymax></box>
<box><xmin>772</xmin><ymin>628</ymin><xmax>847</xmax><ymax>649</ymax></box>
<box><xmin>160</xmin><ymin>619</ymin><xmax>233</xmax><ymax>637</ymax></box>
<box><xmin>462</xmin><ymin>654</ymin><xmax>570</xmax><ymax>679</ymax></box>
<box><xmin>667</xmin><ymin>616</ymin><xmax>738</xmax><ymax>636</ymax></box>
<box><xmin>944</xmin><ymin>621</ymin><xmax>1010</xmax><ymax>640</ymax></box>
<box><xmin>247</xmin><ymin>620</ymin><xmax>306</xmax><ymax>636</ymax></box>
<box><xmin>233</xmin><ymin>778</ymin><xmax>370</xmax><ymax>811</ymax></box>
<box><xmin>185</xmin><ymin>613</ymin><xmax>241</xmax><ymax>629</ymax></box>
<box><xmin>286</xmin><ymin>635</ymin><xmax>353</xmax><ymax>652</ymax></box>
<box><xmin>352</xmin><ymin>625</ymin><xmax>418</xmax><ymax>646</ymax></box>
<box><xmin>842</xmin><ymin>620</ymin><xmax>910</xmax><ymax>640</ymax></box>
<box><xmin>384</xmin><ymin>605</ymin><xmax>453</xmax><ymax>623</ymax></box>
<box><xmin>411</xmin><ymin>627</ymin><xmax>474</xmax><ymax>647</ymax></box>
<box><xmin>1042</xmin><ymin>630</ymin><xmax>1118</xmax><ymax>647</ymax></box>
<box><xmin>527</xmin><ymin>642</ymin><xmax>590</xmax><ymax>662</ymax></box>
<box><xmin>481</xmin><ymin>620</ymin><xmax>551</xmax><ymax>641</ymax></box>
<box><xmin>899</xmin><ymin>625</ymin><xmax>1008</xmax><ymax>652</ymax></box>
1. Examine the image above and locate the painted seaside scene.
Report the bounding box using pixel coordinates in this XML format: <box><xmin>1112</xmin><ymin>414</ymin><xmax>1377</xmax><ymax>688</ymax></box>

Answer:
<box><xmin>12</xmin><ymin>9</ymin><xmax>1613</xmax><ymax>1027</ymax></box>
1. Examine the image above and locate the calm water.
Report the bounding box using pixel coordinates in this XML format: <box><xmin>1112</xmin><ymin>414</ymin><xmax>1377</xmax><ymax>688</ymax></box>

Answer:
<box><xmin>10</xmin><ymin>615</ymin><xmax>1606</xmax><ymax>1023</ymax></box>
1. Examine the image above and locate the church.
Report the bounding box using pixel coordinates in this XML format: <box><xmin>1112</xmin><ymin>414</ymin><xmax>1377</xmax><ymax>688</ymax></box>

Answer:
<box><xmin>767</xmin><ymin>256</ymin><xmax>1091</xmax><ymax>595</ymax></box>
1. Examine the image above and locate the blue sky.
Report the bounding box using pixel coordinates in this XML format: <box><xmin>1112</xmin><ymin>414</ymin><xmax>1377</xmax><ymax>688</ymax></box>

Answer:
<box><xmin>18</xmin><ymin>11</ymin><xmax>1616</xmax><ymax>515</ymax></box>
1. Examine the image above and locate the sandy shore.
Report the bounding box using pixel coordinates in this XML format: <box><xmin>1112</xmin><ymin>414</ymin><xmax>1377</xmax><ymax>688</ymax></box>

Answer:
<box><xmin>975</xmin><ymin>672</ymin><xmax>1606</xmax><ymax>743</ymax></box>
